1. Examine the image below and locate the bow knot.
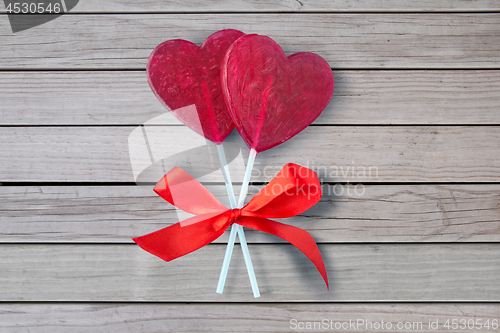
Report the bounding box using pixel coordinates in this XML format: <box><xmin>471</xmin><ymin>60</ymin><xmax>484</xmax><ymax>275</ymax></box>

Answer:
<box><xmin>229</xmin><ymin>208</ymin><xmax>242</xmax><ymax>224</ymax></box>
<box><xmin>133</xmin><ymin>163</ymin><xmax>329</xmax><ymax>290</ymax></box>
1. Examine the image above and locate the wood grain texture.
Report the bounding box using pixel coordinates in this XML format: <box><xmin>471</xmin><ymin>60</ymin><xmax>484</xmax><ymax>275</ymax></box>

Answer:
<box><xmin>0</xmin><ymin>303</ymin><xmax>499</xmax><ymax>333</ymax></box>
<box><xmin>1</xmin><ymin>185</ymin><xmax>499</xmax><ymax>243</ymax></box>
<box><xmin>0</xmin><ymin>244</ymin><xmax>499</xmax><ymax>301</ymax></box>
<box><xmin>0</xmin><ymin>0</ymin><xmax>498</xmax><ymax>327</ymax></box>
<box><xmin>3</xmin><ymin>0</ymin><xmax>500</xmax><ymax>13</ymax></box>
<box><xmin>0</xmin><ymin>126</ymin><xmax>499</xmax><ymax>182</ymax></box>
<box><xmin>1</xmin><ymin>14</ymin><xmax>500</xmax><ymax>69</ymax></box>
<box><xmin>2</xmin><ymin>70</ymin><xmax>500</xmax><ymax>125</ymax></box>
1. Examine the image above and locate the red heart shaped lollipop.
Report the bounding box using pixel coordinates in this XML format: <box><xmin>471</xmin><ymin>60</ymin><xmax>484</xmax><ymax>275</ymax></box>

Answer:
<box><xmin>221</xmin><ymin>34</ymin><xmax>334</xmax><ymax>152</ymax></box>
<box><xmin>147</xmin><ymin>29</ymin><xmax>245</xmax><ymax>144</ymax></box>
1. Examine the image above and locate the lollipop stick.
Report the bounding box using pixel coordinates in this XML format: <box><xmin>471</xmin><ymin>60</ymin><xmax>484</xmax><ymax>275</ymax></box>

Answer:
<box><xmin>237</xmin><ymin>148</ymin><xmax>257</xmax><ymax>207</ymax></box>
<box><xmin>215</xmin><ymin>143</ymin><xmax>238</xmax><ymax>294</ymax></box>
<box><xmin>235</xmin><ymin>148</ymin><xmax>259</xmax><ymax>298</ymax></box>
<box><xmin>215</xmin><ymin>144</ymin><xmax>260</xmax><ymax>297</ymax></box>
<box><xmin>216</xmin><ymin>143</ymin><xmax>237</xmax><ymax>209</ymax></box>
<box><xmin>216</xmin><ymin>223</ymin><xmax>238</xmax><ymax>293</ymax></box>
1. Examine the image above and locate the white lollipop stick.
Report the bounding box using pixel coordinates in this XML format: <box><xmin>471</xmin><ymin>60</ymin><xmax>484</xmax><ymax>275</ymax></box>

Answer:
<box><xmin>215</xmin><ymin>145</ymin><xmax>260</xmax><ymax>298</ymax></box>
<box><xmin>216</xmin><ymin>143</ymin><xmax>237</xmax><ymax>209</ymax></box>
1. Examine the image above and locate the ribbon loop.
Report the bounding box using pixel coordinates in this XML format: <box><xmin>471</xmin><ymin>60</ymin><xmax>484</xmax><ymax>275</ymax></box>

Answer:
<box><xmin>133</xmin><ymin>163</ymin><xmax>328</xmax><ymax>290</ymax></box>
<box><xmin>243</xmin><ymin>164</ymin><xmax>322</xmax><ymax>219</ymax></box>
<box><xmin>154</xmin><ymin>166</ymin><xmax>227</xmax><ymax>215</ymax></box>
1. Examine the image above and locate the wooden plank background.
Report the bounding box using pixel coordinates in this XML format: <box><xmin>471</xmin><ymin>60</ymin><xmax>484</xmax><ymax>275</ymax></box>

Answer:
<box><xmin>3</xmin><ymin>0</ymin><xmax>500</xmax><ymax>13</ymax></box>
<box><xmin>1</xmin><ymin>304</ymin><xmax>499</xmax><ymax>333</ymax></box>
<box><xmin>0</xmin><ymin>0</ymin><xmax>499</xmax><ymax>331</ymax></box>
<box><xmin>1</xmin><ymin>126</ymin><xmax>500</xmax><ymax>182</ymax></box>
<box><xmin>2</xmin><ymin>71</ymin><xmax>500</xmax><ymax>125</ymax></box>
<box><xmin>1</xmin><ymin>244</ymin><xmax>499</xmax><ymax>301</ymax></box>
<box><xmin>1</xmin><ymin>185</ymin><xmax>499</xmax><ymax>243</ymax></box>
<box><xmin>1</xmin><ymin>14</ymin><xmax>500</xmax><ymax>69</ymax></box>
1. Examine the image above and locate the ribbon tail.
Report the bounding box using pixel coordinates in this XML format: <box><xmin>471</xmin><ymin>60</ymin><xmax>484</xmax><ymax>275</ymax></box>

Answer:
<box><xmin>133</xmin><ymin>213</ymin><xmax>230</xmax><ymax>262</ymax></box>
<box><xmin>238</xmin><ymin>216</ymin><xmax>329</xmax><ymax>291</ymax></box>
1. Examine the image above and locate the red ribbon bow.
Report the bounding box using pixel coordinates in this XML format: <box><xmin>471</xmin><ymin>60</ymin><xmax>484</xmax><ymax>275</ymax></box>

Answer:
<box><xmin>133</xmin><ymin>163</ymin><xmax>328</xmax><ymax>290</ymax></box>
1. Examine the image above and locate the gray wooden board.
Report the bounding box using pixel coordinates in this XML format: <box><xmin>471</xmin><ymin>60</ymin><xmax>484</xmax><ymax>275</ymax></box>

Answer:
<box><xmin>0</xmin><ymin>244</ymin><xmax>499</xmax><ymax>301</ymax></box>
<box><xmin>2</xmin><ymin>70</ymin><xmax>500</xmax><ymax>125</ymax></box>
<box><xmin>1</xmin><ymin>0</ymin><xmax>499</xmax><ymax>327</ymax></box>
<box><xmin>3</xmin><ymin>0</ymin><xmax>500</xmax><ymax>13</ymax></box>
<box><xmin>1</xmin><ymin>185</ymin><xmax>499</xmax><ymax>243</ymax></box>
<box><xmin>0</xmin><ymin>303</ymin><xmax>499</xmax><ymax>333</ymax></box>
<box><xmin>0</xmin><ymin>126</ymin><xmax>499</xmax><ymax>182</ymax></box>
<box><xmin>1</xmin><ymin>14</ymin><xmax>500</xmax><ymax>69</ymax></box>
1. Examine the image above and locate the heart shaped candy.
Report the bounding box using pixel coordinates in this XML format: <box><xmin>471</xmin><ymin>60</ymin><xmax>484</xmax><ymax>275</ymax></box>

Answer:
<box><xmin>221</xmin><ymin>34</ymin><xmax>334</xmax><ymax>152</ymax></box>
<box><xmin>147</xmin><ymin>29</ymin><xmax>245</xmax><ymax>144</ymax></box>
